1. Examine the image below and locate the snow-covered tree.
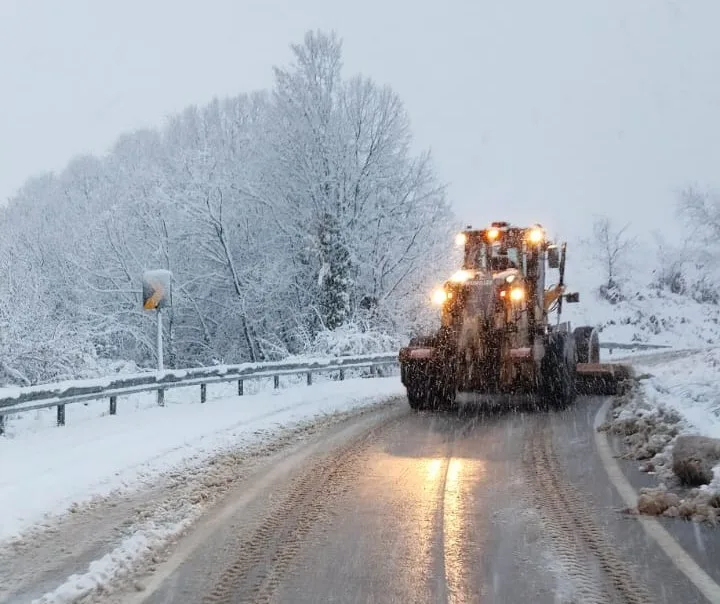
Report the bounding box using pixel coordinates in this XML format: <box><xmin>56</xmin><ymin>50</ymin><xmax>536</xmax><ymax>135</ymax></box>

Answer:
<box><xmin>585</xmin><ymin>216</ymin><xmax>637</xmax><ymax>303</ymax></box>
<box><xmin>651</xmin><ymin>231</ymin><xmax>688</xmax><ymax>295</ymax></box>
<box><xmin>259</xmin><ymin>30</ymin><xmax>454</xmax><ymax>339</ymax></box>
<box><xmin>0</xmin><ymin>29</ymin><xmax>455</xmax><ymax>385</ymax></box>
<box><xmin>673</xmin><ymin>186</ymin><xmax>720</xmax><ymax>303</ymax></box>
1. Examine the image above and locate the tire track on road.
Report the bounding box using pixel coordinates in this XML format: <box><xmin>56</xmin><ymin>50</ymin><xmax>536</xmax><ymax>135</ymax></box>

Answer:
<box><xmin>201</xmin><ymin>413</ymin><xmax>406</xmax><ymax>604</ymax></box>
<box><xmin>525</xmin><ymin>418</ymin><xmax>653</xmax><ymax>604</ymax></box>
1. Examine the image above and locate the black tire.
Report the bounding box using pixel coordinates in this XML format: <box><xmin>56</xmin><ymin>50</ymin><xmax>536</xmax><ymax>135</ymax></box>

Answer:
<box><xmin>540</xmin><ymin>332</ymin><xmax>577</xmax><ymax>410</ymax></box>
<box><xmin>406</xmin><ymin>377</ymin><xmax>456</xmax><ymax>411</ymax></box>
<box><xmin>403</xmin><ymin>364</ymin><xmax>429</xmax><ymax>411</ymax></box>
<box><xmin>428</xmin><ymin>379</ymin><xmax>457</xmax><ymax>412</ymax></box>
<box><xmin>407</xmin><ymin>387</ymin><xmax>425</xmax><ymax>410</ymax></box>
<box><xmin>405</xmin><ymin>330</ymin><xmax>458</xmax><ymax>412</ymax></box>
<box><xmin>573</xmin><ymin>326</ymin><xmax>600</xmax><ymax>364</ymax></box>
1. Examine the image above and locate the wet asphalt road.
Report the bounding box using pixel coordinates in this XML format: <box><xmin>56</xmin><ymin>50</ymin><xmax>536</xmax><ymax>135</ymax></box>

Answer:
<box><xmin>130</xmin><ymin>396</ymin><xmax>719</xmax><ymax>604</ymax></box>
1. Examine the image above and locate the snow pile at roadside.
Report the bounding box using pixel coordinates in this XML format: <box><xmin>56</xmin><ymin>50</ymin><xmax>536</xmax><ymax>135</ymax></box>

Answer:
<box><xmin>0</xmin><ymin>375</ymin><xmax>404</xmax><ymax>603</ymax></box>
<box><xmin>29</xmin><ymin>413</ymin><xmax>351</xmax><ymax>604</ymax></box>
<box><xmin>1</xmin><ymin>366</ymin><xmax>390</xmax><ymax>438</ymax></box>
<box><xmin>0</xmin><ymin>376</ymin><xmax>404</xmax><ymax>543</ymax></box>
<box><xmin>598</xmin><ymin>348</ymin><xmax>720</xmax><ymax>522</ymax></box>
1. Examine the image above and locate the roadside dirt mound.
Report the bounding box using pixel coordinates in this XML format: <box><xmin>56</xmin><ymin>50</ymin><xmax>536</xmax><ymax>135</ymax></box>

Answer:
<box><xmin>672</xmin><ymin>435</ymin><xmax>720</xmax><ymax>487</ymax></box>
<box><xmin>633</xmin><ymin>486</ymin><xmax>720</xmax><ymax>524</ymax></box>
<box><xmin>597</xmin><ymin>388</ymin><xmax>684</xmax><ymax>487</ymax></box>
<box><xmin>597</xmin><ymin>380</ymin><xmax>720</xmax><ymax>524</ymax></box>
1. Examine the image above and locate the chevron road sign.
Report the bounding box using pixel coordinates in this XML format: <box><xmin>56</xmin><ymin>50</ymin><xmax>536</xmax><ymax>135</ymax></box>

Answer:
<box><xmin>142</xmin><ymin>269</ymin><xmax>172</xmax><ymax>311</ymax></box>
<box><xmin>142</xmin><ymin>269</ymin><xmax>173</xmax><ymax>391</ymax></box>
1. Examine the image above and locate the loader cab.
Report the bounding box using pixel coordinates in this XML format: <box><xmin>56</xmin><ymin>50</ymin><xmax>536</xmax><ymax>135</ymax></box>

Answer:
<box><xmin>458</xmin><ymin>222</ymin><xmax>545</xmax><ymax>279</ymax></box>
<box><xmin>452</xmin><ymin>222</ymin><xmax>557</xmax><ymax>325</ymax></box>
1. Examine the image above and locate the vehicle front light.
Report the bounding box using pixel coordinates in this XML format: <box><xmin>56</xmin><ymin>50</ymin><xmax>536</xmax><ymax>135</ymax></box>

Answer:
<box><xmin>510</xmin><ymin>287</ymin><xmax>525</xmax><ymax>301</ymax></box>
<box><xmin>455</xmin><ymin>232</ymin><xmax>467</xmax><ymax>247</ymax></box>
<box><xmin>528</xmin><ymin>227</ymin><xmax>544</xmax><ymax>244</ymax></box>
<box><xmin>432</xmin><ymin>288</ymin><xmax>448</xmax><ymax>305</ymax></box>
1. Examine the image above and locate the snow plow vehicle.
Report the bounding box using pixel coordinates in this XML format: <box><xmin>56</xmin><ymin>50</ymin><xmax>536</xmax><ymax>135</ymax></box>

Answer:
<box><xmin>398</xmin><ymin>222</ymin><xmax>631</xmax><ymax>411</ymax></box>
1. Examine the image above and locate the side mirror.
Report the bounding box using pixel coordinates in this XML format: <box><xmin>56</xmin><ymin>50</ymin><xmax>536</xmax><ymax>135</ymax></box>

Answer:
<box><xmin>565</xmin><ymin>292</ymin><xmax>580</xmax><ymax>303</ymax></box>
<box><xmin>547</xmin><ymin>246</ymin><xmax>560</xmax><ymax>269</ymax></box>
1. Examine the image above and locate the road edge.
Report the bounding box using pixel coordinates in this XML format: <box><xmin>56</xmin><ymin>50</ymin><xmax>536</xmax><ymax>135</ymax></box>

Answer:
<box><xmin>594</xmin><ymin>398</ymin><xmax>720</xmax><ymax>604</ymax></box>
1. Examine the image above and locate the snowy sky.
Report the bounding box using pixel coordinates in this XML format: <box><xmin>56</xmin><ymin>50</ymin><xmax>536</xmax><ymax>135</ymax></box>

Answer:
<box><xmin>2</xmin><ymin>0</ymin><xmax>718</xmax><ymax>243</ymax></box>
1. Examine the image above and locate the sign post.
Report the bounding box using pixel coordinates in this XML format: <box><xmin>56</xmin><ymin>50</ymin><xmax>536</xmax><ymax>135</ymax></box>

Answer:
<box><xmin>142</xmin><ymin>269</ymin><xmax>172</xmax><ymax>406</ymax></box>
<box><xmin>157</xmin><ymin>308</ymin><xmax>164</xmax><ymax>372</ymax></box>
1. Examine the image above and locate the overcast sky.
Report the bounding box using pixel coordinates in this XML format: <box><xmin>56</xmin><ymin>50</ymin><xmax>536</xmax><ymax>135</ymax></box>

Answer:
<box><xmin>2</xmin><ymin>0</ymin><xmax>718</xmax><ymax>243</ymax></box>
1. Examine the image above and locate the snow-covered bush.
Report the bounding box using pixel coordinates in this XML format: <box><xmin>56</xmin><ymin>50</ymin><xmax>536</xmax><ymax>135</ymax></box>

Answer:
<box><xmin>304</xmin><ymin>323</ymin><xmax>401</xmax><ymax>357</ymax></box>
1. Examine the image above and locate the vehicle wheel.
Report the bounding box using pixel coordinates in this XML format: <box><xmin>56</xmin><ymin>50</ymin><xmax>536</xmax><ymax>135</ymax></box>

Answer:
<box><xmin>540</xmin><ymin>332</ymin><xmax>577</xmax><ymax>409</ymax></box>
<box><xmin>407</xmin><ymin>388</ymin><xmax>424</xmax><ymax>410</ymax></box>
<box><xmin>573</xmin><ymin>326</ymin><xmax>600</xmax><ymax>364</ymax></box>
<box><xmin>429</xmin><ymin>380</ymin><xmax>457</xmax><ymax>412</ymax></box>
<box><xmin>404</xmin><ymin>366</ymin><xmax>430</xmax><ymax>411</ymax></box>
<box><xmin>407</xmin><ymin>377</ymin><xmax>434</xmax><ymax>411</ymax></box>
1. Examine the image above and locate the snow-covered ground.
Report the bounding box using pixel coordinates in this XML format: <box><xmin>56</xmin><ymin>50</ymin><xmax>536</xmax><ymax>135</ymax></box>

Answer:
<box><xmin>633</xmin><ymin>348</ymin><xmax>720</xmax><ymax>441</ymax></box>
<box><xmin>0</xmin><ymin>374</ymin><xmax>403</xmax><ymax>544</ymax></box>
<box><xmin>604</xmin><ymin>347</ymin><xmax>720</xmax><ymax>452</ymax></box>
<box><xmin>563</xmin><ymin>236</ymin><xmax>720</xmax><ymax>349</ymax></box>
<box><xmin>600</xmin><ymin>347</ymin><xmax>720</xmax><ymax>521</ymax></box>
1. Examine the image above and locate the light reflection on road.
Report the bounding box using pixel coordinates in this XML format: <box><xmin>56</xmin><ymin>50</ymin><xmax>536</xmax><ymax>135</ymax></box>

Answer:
<box><xmin>444</xmin><ymin>457</ymin><xmax>486</xmax><ymax>604</ymax></box>
<box><xmin>426</xmin><ymin>457</ymin><xmax>444</xmax><ymax>481</ymax></box>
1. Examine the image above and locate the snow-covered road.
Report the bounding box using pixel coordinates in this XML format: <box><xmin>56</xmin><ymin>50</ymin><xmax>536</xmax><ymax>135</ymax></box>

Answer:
<box><xmin>0</xmin><ymin>376</ymin><xmax>404</xmax><ymax>543</ymax></box>
<box><xmin>0</xmin><ymin>376</ymin><xmax>405</xmax><ymax>603</ymax></box>
<box><xmin>5</xmin><ymin>349</ymin><xmax>720</xmax><ymax>603</ymax></box>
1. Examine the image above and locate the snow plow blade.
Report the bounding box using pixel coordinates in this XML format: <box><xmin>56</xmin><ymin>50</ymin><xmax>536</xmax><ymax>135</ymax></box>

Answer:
<box><xmin>575</xmin><ymin>362</ymin><xmax>633</xmax><ymax>396</ymax></box>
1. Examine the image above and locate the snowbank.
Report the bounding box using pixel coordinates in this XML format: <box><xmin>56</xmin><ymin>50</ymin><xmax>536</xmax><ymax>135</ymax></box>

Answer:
<box><xmin>598</xmin><ymin>348</ymin><xmax>720</xmax><ymax>522</ymax></box>
<box><xmin>635</xmin><ymin>349</ymin><xmax>720</xmax><ymax>441</ymax></box>
<box><xmin>0</xmin><ymin>375</ymin><xmax>404</xmax><ymax>543</ymax></box>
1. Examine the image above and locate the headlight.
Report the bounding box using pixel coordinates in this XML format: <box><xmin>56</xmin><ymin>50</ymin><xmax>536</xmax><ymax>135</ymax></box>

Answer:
<box><xmin>455</xmin><ymin>232</ymin><xmax>467</xmax><ymax>247</ymax></box>
<box><xmin>431</xmin><ymin>288</ymin><xmax>448</xmax><ymax>305</ymax></box>
<box><xmin>528</xmin><ymin>227</ymin><xmax>544</xmax><ymax>244</ymax></box>
<box><xmin>487</xmin><ymin>227</ymin><xmax>499</xmax><ymax>241</ymax></box>
<box><xmin>510</xmin><ymin>287</ymin><xmax>525</xmax><ymax>301</ymax></box>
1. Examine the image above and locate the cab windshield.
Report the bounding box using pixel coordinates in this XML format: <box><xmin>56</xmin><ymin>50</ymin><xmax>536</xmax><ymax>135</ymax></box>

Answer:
<box><xmin>467</xmin><ymin>242</ymin><xmax>523</xmax><ymax>273</ymax></box>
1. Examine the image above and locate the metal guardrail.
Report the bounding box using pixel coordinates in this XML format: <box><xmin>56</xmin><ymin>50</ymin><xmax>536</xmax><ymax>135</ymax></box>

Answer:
<box><xmin>0</xmin><ymin>342</ymin><xmax>673</xmax><ymax>435</ymax></box>
<box><xmin>0</xmin><ymin>353</ymin><xmax>399</xmax><ymax>435</ymax></box>
<box><xmin>601</xmin><ymin>342</ymin><xmax>672</xmax><ymax>351</ymax></box>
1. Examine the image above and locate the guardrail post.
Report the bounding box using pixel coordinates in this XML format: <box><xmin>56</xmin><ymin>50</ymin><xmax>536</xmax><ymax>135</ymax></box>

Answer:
<box><xmin>0</xmin><ymin>355</ymin><xmax>401</xmax><ymax>427</ymax></box>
